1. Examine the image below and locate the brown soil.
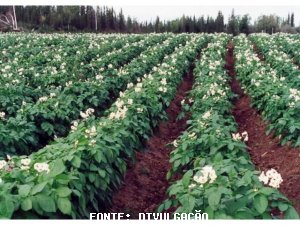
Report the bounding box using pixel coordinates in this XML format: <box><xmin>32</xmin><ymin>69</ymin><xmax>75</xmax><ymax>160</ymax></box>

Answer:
<box><xmin>226</xmin><ymin>42</ymin><xmax>300</xmax><ymax>213</ymax></box>
<box><xmin>108</xmin><ymin>59</ymin><xmax>196</xmax><ymax>218</ymax></box>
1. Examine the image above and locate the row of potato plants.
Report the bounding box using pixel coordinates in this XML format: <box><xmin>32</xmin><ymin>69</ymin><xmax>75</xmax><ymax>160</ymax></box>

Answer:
<box><xmin>0</xmin><ymin>34</ymin><xmax>208</xmax><ymax>218</ymax></box>
<box><xmin>0</xmin><ymin>34</ymin><xmax>133</xmax><ymax>89</ymax></box>
<box><xmin>235</xmin><ymin>35</ymin><xmax>300</xmax><ymax>146</ymax></box>
<box><xmin>0</xmin><ymin>34</ymin><xmax>125</xmax><ymax>82</ymax></box>
<box><xmin>158</xmin><ymin>34</ymin><xmax>299</xmax><ymax>219</ymax></box>
<box><xmin>271</xmin><ymin>33</ymin><xmax>300</xmax><ymax>65</ymax></box>
<box><xmin>249</xmin><ymin>33</ymin><xmax>300</xmax><ymax>88</ymax></box>
<box><xmin>0</xmin><ymin>35</ymin><xmax>146</xmax><ymax>117</ymax></box>
<box><xmin>0</xmin><ymin>34</ymin><xmax>180</xmax><ymax>156</ymax></box>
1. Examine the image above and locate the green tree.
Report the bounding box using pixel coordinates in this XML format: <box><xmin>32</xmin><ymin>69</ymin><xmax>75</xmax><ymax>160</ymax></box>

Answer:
<box><xmin>118</xmin><ymin>9</ymin><xmax>126</xmax><ymax>32</ymax></box>
<box><xmin>227</xmin><ymin>9</ymin><xmax>239</xmax><ymax>35</ymax></box>
<box><xmin>154</xmin><ymin>16</ymin><xmax>160</xmax><ymax>32</ymax></box>
<box><xmin>255</xmin><ymin>14</ymin><xmax>279</xmax><ymax>34</ymax></box>
<box><xmin>239</xmin><ymin>14</ymin><xmax>251</xmax><ymax>34</ymax></box>
<box><xmin>127</xmin><ymin>16</ymin><xmax>133</xmax><ymax>33</ymax></box>
<box><xmin>291</xmin><ymin>13</ymin><xmax>295</xmax><ymax>27</ymax></box>
<box><xmin>215</xmin><ymin>11</ymin><xmax>224</xmax><ymax>32</ymax></box>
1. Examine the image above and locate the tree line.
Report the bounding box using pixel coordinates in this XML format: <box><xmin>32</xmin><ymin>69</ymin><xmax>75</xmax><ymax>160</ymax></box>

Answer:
<box><xmin>0</xmin><ymin>6</ymin><xmax>299</xmax><ymax>34</ymax></box>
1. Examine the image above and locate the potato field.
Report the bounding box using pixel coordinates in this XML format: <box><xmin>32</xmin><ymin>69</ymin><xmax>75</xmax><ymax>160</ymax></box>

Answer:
<box><xmin>0</xmin><ymin>32</ymin><xmax>300</xmax><ymax>219</ymax></box>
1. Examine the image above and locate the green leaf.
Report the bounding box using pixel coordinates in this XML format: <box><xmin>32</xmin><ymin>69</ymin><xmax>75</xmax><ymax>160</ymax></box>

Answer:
<box><xmin>31</xmin><ymin>181</ymin><xmax>48</xmax><ymax>195</ymax></box>
<box><xmin>289</xmin><ymin>125</ymin><xmax>296</xmax><ymax>133</ymax></box>
<box><xmin>56</xmin><ymin>187</ymin><xmax>72</xmax><ymax>197</ymax></box>
<box><xmin>157</xmin><ymin>204</ymin><xmax>165</xmax><ymax>213</ymax></box>
<box><xmin>57</xmin><ymin>198</ymin><xmax>72</xmax><ymax>215</ymax></box>
<box><xmin>208</xmin><ymin>190</ymin><xmax>221</xmax><ymax>210</ymax></box>
<box><xmin>182</xmin><ymin>170</ymin><xmax>193</xmax><ymax>188</ymax></box>
<box><xmin>235</xmin><ymin>210</ymin><xmax>255</xmax><ymax>219</ymax></box>
<box><xmin>278</xmin><ymin>202</ymin><xmax>289</xmax><ymax>212</ymax></box>
<box><xmin>259</xmin><ymin>187</ymin><xmax>275</xmax><ymax>196</ymax></box>
<box><xmin>49</xmin><ymin>159</ymin><xmax>65</xmax><ymax>177</ymax></box>
<box><xmin>228</xmin><ymin>143</ymin><xmax>234</xmax><ymax>150</ymax></box>
<box><xmin>98</xmin><ymin>169</ymin><xmax>106</xmax><ymax>178</ymax></box>
<box><xmin>18</xmin><ymin>184</ymin><xmax>31</xmax><ymax>197</ymax></box>
<box><xmin>180</xmin><ymin>194</ymin><xmax>195</xmax><ymax>212</ymax></box>
<box><xmin>284</xmin><ymin>206</ymin><xmax>300</xmax><ymax>219</ymax></box>
<box><xmin>71</xmin><ymin>156</ymin><xmax>81</xmax><ymax>168</ymax></box>
<box><xmin>21</xmin><ymin>198</ymin><xmax>32</xmax><ymax>211</ymax></box>
<box><xmin>56</xmin><ymin>174</ymin><xmax>71</xmax><ymax>185</ymax></box>
<box><xmin>36</xmin><ymin>194</ymin><xmax>56</xmax><ymax>213</ymax></box>
<box><xmin>253</xmin><ymin>194</ymin><xmax>268</xmax><ymax>214</ymax></box>
<box><xmin>0</xmin><ymin>198</ymin><xmax>15</xmax><ymax>218</ymax></box>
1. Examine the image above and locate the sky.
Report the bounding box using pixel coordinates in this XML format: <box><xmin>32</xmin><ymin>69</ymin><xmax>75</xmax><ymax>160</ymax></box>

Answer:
<box><xmin>112</xmin><ymin>5</ymin><xmax>300</xmax><ymax>25</ymax></box>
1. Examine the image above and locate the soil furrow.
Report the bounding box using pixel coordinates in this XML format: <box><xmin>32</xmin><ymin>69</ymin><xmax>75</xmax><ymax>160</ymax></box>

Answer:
<box><xmin>226</xmin><ymin>42</ymin><xmax>300</xmax><ymax>213</ymax></box>
<box><xmin>108</xmin><ymin>58</ymin><xmax>196</xmax><ymax>218</ymax></box>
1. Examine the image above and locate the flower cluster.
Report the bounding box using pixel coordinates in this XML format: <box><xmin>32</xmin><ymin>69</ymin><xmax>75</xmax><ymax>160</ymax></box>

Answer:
<box><xmin>188</xmin><ymin>132</ymin><xmax>197</xmax><ymax>140</ymax></box>
<box><xmin>20</xmin><ymin>158</ymin><xmax>31</xmax><ymax>170</ymax></box>
<box><xmin>0</xmin><ymin>160</ymin><xmax>7</xmax><ymax>170</ymax></box>
<box><xmin>95</xmin><ymin>74</ymin><xmax>104</xmax><ymax>80</ymax></box>
<box><xmin>288</xmin><ymin>88</ymin><xmax>300</xmax><ymax>108</ymax></box>
<box><xmin>65</xmin><ymin>81</ymin><xmax>73</xmax><ymax>87</ymax></box>
<box><xmin>202</xmin><ymin>111</ymin><xmax>211</xmax><ymax>120</ymax></box>
<box><xmin>134</xmin><ymin>83</ymin><xmax>143</xmax><ymax>93</ymax></box>
<box><xmin>34</xmin><ymin>162</ymin><xmax>50</xmax><ymax>173</ymax></box>
<box><xmin>85</xmin><ymin>126</ymin><xmax>97</xmax><ymax>138</ymax></box>
<box><xmin>158</xmin><ymin>78</ymin><xmax>168</xmax><ymax>93</ymax></box>
<box><xmin>80</xmin><ymin>108</ymin><xmax>95</xmax><ymax>119</ymax></box>
<box><xmin>137</xmin><ymin>108</ymin><xmax>143</xmax><ymax>113</ymax></box>
<box><xmin>127</xmin><ymin>99</ymin><xmax>133</xmax><ymax>105</ymax></box>
<box><xmin>259</xmin><ymin>168</ymin><xmax>283</xmax><ymax>189</ymax></box>
<box><xmin>0</xmin><ymin>112</ymin><xmax>5</xmax><ymax>120</ymax></box>
<box><xmin>71</xmin><ymin>121</ymin><xmax>79</xmax><ymax>132</ymax></box>
<box><xmin>189</xmin><ymin>165</ymin><xmax>217</xmax><ymax>189</ymax></box>
<box><xmin>159</xmin><ymin>86</ymin><xmax>168</xmax><ymax>93</ymax></box>
<box><xmin>127</xmin><ymin>82</ymin><xmax>134</xmax><ymax>89</ymax></box>
<box><xmin>109</xmin><ymin>99</ymin><xmax>128</xmax><ymax>120</ymax></box>
<box><xmin>38</xmin><ymin>96</ymin><xmax>48</xmax><ymax>103</ymax></box>
<box><xmin>160</xmin><ymin>78</ymin><xmax>167</xmax><ymax>85</ymax></box>
<box><xmin>232</xmin><ymin>131</ymin><xmax>249</xmax><ymax>142</ymax></box>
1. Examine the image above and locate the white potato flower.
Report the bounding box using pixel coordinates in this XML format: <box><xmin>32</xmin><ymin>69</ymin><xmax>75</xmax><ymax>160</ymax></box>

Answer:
<box><xmin>21</xmin><ymin>158</ymin><xmax>31</xmax><ymax>166</ymax></box>
<box><xmin>128</xmin><ymin>99</ymin><xmax>133</xmax><ymax>105</ymax></box>
<box><xmin>0</xmin><ymin>160</ymin><xmax>7</xmax><ymax>170</ymax></box>
<box><xmin>0</xmin><ymin>112</ymin><xmax>5</xmax><ymax>120</ymax></box>
<box><xmin>34</xmin><ymin>162</ymin><xmax>50</xmax><ymax>173</ymax></box>
<box><xmin>202</xmin><ymin>111</ymin><xmax>211</xmax><ymax>120</ymax></box>
<box><xmin>259</xmin><ymin>169</ymin><xmax>283</xmax><ymax>188</ymax></box>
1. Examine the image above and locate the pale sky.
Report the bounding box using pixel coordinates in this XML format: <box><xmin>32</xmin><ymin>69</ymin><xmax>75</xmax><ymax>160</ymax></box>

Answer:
<box><xmin>111</xmin><ymin>5</ymin><xmax>300</xmax><ymax>26</ymax></box>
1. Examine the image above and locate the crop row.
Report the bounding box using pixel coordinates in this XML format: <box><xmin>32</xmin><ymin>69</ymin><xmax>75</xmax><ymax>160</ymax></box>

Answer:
<box><xmin>0</xmin><ymin>34</ymin><xmax>184</xmax><ymax>156</ymax></box>
<box><xmin>235</xmin><ymin>35</ymin><xmax>300</xmax><ymax>146</ymax></box>
<box><xmin>0</xmin><ymin>34</ymin><xmax>208</xmax><ymax>218</ymax></box>
<box><xmin>271</xmin><ymin>33</ymin><xmax>300</xmax><ymax>65</ymax></box>
<box><xmin>249</xmin><ymin>33</ymin><xmax>300</xmax><ymax>88</ymax></box>
<box><xmin>0</xmin><ymin>35</ymin><xmax>153</xmax><ymax>117</ymax></box>
<box><xmin>0</xmin><ymin>34</ymin><xmax>140</xmax><ymax>91</ymax></box>
<box><xmin>158</xmin><ymin>34</ymin><xmax>299</xmax><ymax>219</ymax></box>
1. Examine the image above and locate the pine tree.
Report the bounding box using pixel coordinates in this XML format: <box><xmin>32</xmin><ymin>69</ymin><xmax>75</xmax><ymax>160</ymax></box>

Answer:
<box><xmin>291</xmin><ymin>13</ymin><xmax>295</xmax><ymax>27</ymax></box>
<box><xmin>118</xmin><ymin>9</ymin><xmax>126</xmax><ymax>32</ymax></box>
<box><xmin>154</xmin><ymin>16</ymin><xmax>160</xmax><ymax>32</ymax></box>
<box><xmin>239</xmin><ymin>14</ymin><xmax>250</xmax><ymax>34</ymax></box>
<box><xmin>215</xmin><ymin>11</ymin><xmax>224</xmax><ymax>32</ymax></box>
<box><xmin>127</xmin><ymin>16</ymin><xmax>132</xmax><ymax>33</ymax></box>
<box><xmin>227</xmin><ymin>9</ymin><xmax>239</xmax><ymax>35</ymax></box>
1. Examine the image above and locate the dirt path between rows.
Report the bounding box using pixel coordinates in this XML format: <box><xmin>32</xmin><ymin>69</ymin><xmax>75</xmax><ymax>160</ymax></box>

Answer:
<box><xmin>108</xmin><ymin>58</ymin><xmax>196</xmax><ymax>218</ymax></box>
<box><xmin>226</xmin><ymin>42</ymin><xmax>300</xmax><ymax>213</ymax></box>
